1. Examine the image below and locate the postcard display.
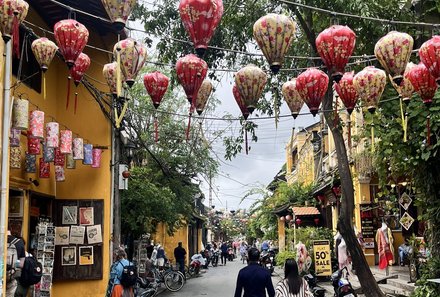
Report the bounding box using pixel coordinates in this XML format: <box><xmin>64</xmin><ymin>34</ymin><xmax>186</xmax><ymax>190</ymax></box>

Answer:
<box><xmin>52</xmin><ymin>200</ymin><xmax>104</xmax><ymax>280</ymax></box>
<box><xmin>34</xmin><ymin>221</ymin><xmax>55</xmax><ymax>297</ymax></box>
<box><xmin>133</xmin><ymin>235</ymin><xmax>151</xmax><ymax>276</ymax></box>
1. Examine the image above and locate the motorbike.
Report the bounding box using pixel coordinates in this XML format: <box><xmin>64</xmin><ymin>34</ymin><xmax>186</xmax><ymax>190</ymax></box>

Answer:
<box><xmin>259</xmin><ymin>250</ymin><xmax>274</xmax><ymax>274</ymax></box>
<box><xmin>211</xmin><ymin>250</ymin><xmax>220</xmax><ymax>267</ymax></box>
<box><xmin>189</xmin><ymin>253</ymin><xmax>205</xmax><ymax>277</ymax></box>
<box><xmin>304</xmin><ymin>274</ymin><xmax>326</xmax><ymax>297</ymax></box>
<box><xmin>135</xmin><ymin>276</ymin><xmax>158</xmax><ymax>297</ymax></box>
<box><xmin>202</xmin><ymin>249</ymin><xmax>211</xmax><ymax>269</ymax></box>
<box><xmin>228</xmin><ymin>247</ymin><xmax>235</xmax><ymax>261</ymax></box>
<box><xmin>331</xmin><ymin>267</ymin><xmax>357</xmax><ymax>297</ymax></box>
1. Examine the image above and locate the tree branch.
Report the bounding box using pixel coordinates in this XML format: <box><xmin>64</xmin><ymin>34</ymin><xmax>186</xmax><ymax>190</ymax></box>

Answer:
<box><xmin>292</xmin><ymin>7</ymin><xmax>318</xmax><ymax>55</ymax></box>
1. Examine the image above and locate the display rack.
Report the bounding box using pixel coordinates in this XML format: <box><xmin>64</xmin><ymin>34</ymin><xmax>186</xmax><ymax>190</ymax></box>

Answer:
<box><xmin>33</xmin><ymin>220</ymin><xmax>55</xmax><ymax>297</ymax></box>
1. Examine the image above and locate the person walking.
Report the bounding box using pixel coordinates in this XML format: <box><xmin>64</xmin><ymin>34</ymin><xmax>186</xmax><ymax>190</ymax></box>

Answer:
<box><xmin>239</xmin><ymin>242</ymin><xmax>248</xmax><ymax>264</ymax></box>
<box><xmin>234</xmin><ymin>248</ymin><xmax>275</xmax><ymax>297</ymax></box>
<box><xmin>220</xmin><ymin>242</ymin><xmax>229</xmax><ymax>266</ymax></box>
<box><xmin>275</xmin><ymin>259</ymin><xmax>311</xmax><ymax>297</ymax></box>
<box><xmin>156</xmin><ymin>244</ymin><xmax>167</xmax><ymax>270</ymax></box>
<box><xmin>6</xmin><ymin>231</ymin><xmax>26</xmax><ymax>297</ymax></box>
<box><xmin>108</xmin><ymin>249</ymin><xmax>134</xmax><ymax>297</ymax></box>
<box><xmin>174</xmin><ymin>242</ymin><xmax>187</xmax><ymax>275</ymax></box>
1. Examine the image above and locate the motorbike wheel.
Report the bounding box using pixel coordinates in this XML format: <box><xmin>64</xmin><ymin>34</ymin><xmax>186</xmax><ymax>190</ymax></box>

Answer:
<box><xmin>188</xmin><ymin>266</ymin><xmax>196</xmax><ymax>278</ymax></box>
<box><xmin>212</xmin><ymin>259</ymin><xmax>218</xmax><ymax>267</ymax></box>
<box><xmin>164</xmin><ymin>271</ymin><xmax>185</xmax><ymax>292</ymax></box>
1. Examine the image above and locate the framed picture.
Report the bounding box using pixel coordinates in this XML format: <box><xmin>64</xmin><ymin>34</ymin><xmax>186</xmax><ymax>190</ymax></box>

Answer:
<box><xmin>79</xmin><ymin>246</ymin><xmax>94</xmax><ymax>265</ymax></box>
<box><xmin>55</xmin><ymin>227</ymin><xmax>70</xmax><ymax>245</ymax></box>
<box><xmin>86</xmin><ymin>225</ymin><xmax>102</xmax><ymax>244</ymax></box>
<box><xmin>62</xmin><ymin>206</ymin><xmax>77</xmax><ymax>225</ymax></box>
<box><xmin>79</xmin><ymin>207</ymin><xmax>94</xmax><ymax>225</ymax></box>
<box><xmin>61</xmin><ymin>247</ymin><xmax>76</xmax><ymax>266</ymax></box>
<box><xmin>69</xmin><ymin>226</ymin><xmax>85</xmax><ymax>245</ymax></box>
<box><xmin>9</xmin><ymin>196</ymin><xmax>23</xmax><ymax>217</ymax></box>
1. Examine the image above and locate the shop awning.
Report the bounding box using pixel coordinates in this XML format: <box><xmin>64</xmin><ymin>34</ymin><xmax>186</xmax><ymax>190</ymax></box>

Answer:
<box><xmin>273</xmin><ymin>203</ymin><xmax>290</xmax><ymax>216</ymax></box>
<box><xmin>292</xmin><ymin>207</ymin><xmax>320</xmax><ymax>216</ymax></box>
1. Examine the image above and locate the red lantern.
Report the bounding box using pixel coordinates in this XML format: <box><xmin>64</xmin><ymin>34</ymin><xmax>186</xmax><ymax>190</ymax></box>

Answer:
<box><xmin>314</xmin><ymin>218</ymin><xmax>320</xmax><ymax>225</ymax></box>
<box><xmin>282</xmin><ymin>78</ymin><xmax>304</xmax><ymax>119</ymax></box>
<box><xmin>295</xmin><ymin>218</ymin><xmax>302</xmax><ymax>226</ymax></box>
<box><xmin>316</xmin><ymin>194</ymin><xmax>326</xmax><ymax>203</ymax></box>
<box><xmin>122</xmin><ymin>170</ymin><xmax>131</xmax><ymax>179</ymax></box>
<box><xmin>407</xmin><ymin>63</ymin><xmax>438</xmax><ymax>107</ymax></box>
<box><xmin>285</xmin><ymin>215</ymin><xmax>292</xmax><ymax>222</ymax></box>
<box><xmin>334</xmin><ymin>72</ymin><xmax>358</xmax><ymax>115</ymax></box>
<box><xmin>143</xmin><ymin>71</ymin><xmax>170</xmax><ymax>109</ymax></box>
<box><xmin>332</xmin><ymin>185</ymin><xmax>342</xmax><ymax>197</ymax></box>
<box><xmin>419</xmin><ymin>35</ymin><xmax>440</xmax><ymax>85</ymax></box>
<box><xmin>233</xmin><ymin>85</ymin><xmax>249</xmax><ymax>120</ymax></box>
<box><xmin>296</xmin><ymin>68</ymin><xmax>329</xmax><ymax>116</ymax></box>
<box><xmin>54</xmin><ymin>19</ymin><xmax>89</xmax><ymax>68</ymax></box>
<box><xmin>69</xmin><ymin>53</ymin><xmax>91</xmax><ymax>113</ymax></box>
<box><xmin>179</xmin><ymin>0</ymin><xmax>224</xmax><ymax>57</ymax></box>
<box><xmin>176</xmin><ymin>54</ymin><xmax>208</xmax><ymax>104</ymax></box>
<box><xmin>0</xmin><ymin>0</ymin><xmax>29</xmax><ymax>57</ymax></box>
<box><xmin>315</xmin><ymin>25</ymin><xmax>356</xmax><ymax>82</ymax></box>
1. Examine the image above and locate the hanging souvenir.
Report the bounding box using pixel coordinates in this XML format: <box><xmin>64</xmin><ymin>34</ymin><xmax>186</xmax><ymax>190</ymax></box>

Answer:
<box><xmin>353</xmin><ymin>66</ymin><xmax>386</xmax><ymax>113</ymax></box>
<box><xmin>233</xmin><ymin>85</ymin><xmax>249</xmax><ymax>120</ymax></box>
<box><xmin>60</xmin><ymin>130</ymin><xmax>73</xmax><ymax>154</ymax></box>
<box><xmin>143</xmin><ymin>71</ymin><xmax>169</xmax><ymax>109</ymax></box>
<box><xmin>73</xmin><ymin>138</ymin><xmax>84</xmax><ymax>160</ymax></box>
<box><xmin>101</xmin><ymin>0</ymin><xmax>136</xmax><ymax>31</ymax></box>
<box><xmin>281</xmin><ymin>79</ymin><xmax>304</xmax><ymax>119</ymax></box>
<box><xmin>27</xmin><ymin>136</ymin><xmax>41</xmax><ymax>155</ymax></box>
<box><xmin>66</xmin><ymin>152</ymin><xmax>76</xmax><ymax>169</ymax></box>
<box><xmin>43</xmin><ymin>144</ymin><xmax>55</xmax><ymax>163</ymax></box>
<box><xmin>91</xmin><ymin>148</ymin><xmax>102</xmax><ymax>168</ymax></box>
<box><xmin>374</xmin><ymin>31</ymin><xmax>413</xmax><ymax>85</ymax></box>
<box><xmin>315</xmin><ymin>25</ymin><xmax>356</xmax><ymax>82</ymax></box>
<box><xmin>390</xmin><ymin>62</ymin><xmax>416</xmax><ymax>104</ymax></box>
<box><xmin>31</xmin><ymin>37</ymin><xmax>58</xmax><ymax>99</ymax></box>
<box><xmin>176</xmin><ymin>54</ymin><xmax>208</xmax><ymax>104</ymax></box>
<box><xmin>39</xmin><ymin>158</ymin><xmax>50</xmax><ymax>178</ymax></box>
<box><xmin>55</xmin><ymin>165</ymin><xmax>65</xmax><ymax>182</ymax></box>
<box><xmin>29</xmin><ymin>110</ymin><xmax>45</xmax><ymax>139</ymax></box>
<box><xmin>10</xmin><ymin>147</ymin><xmax>21</xmax><ymax>169</ymax></box>
<box><xmin>113</xmin><ymin>38</ymin><xmax>147</xmax><ymax>87</ymax></box>
<box><xmin>10</xmin><ymin>128</ymin><xmax>20</xmax><ymax>147</ymax></box>
<box><xmin>0</xmin><ymin>0</ymin><xmax>29</xmax><ymax>57</ymax></box>
<box><xmin>25</xmin><ymin>153</ymin><xmax>36</xmax><ymax>173</ymax></box>
<box><xmin>195</xmin><ymin>79</ymin><xmax>213</xmax><ymax>115</ymax></box>
<box><xmin>103</xmin><ymin>62</ymin><xmax>123</xmax><ymax>98</ymax></box>
<box><xmin>234</xmin><ymin>64</ymin><xmax>267</xmax><ymax>113</ymax></box>
<box><xmin>253</xmin><ymin>14</ymin><xmax>296</xmax><ymax>74</ymax></box>
<box><xmin>53</xmin><ymin>19</ymin><xmax>89</xmax><ymax>68</ymax></box>
<box><xmin>179</xmin><ymin>0</ymin><xmax>224</xmax><ymax>57</ymax></box>
<box><xmin>46</xmin><ymin>122</ymin><xmax>59</xmax><ymax>148</ymax></box>
<box><xmin>295</xmin><ymin>68</ymin><xmax>329</xmax><ymax>116</ymax></box>
<box><xmin>334</xmin><ymin>72</ymin><xmax>358</xmax><ymax>114</ymax></box>
<box><xmin>69</xmin><ymin>53</ymin><xmax>91</xmax><ymax>113</ymax></box>
<box><xmin>419</xmin><ymin>35</ymin><xmax>440</xmax><ymax>85</ymax></box>
<box><xmin>12</xmin><ymin>98</ymin><xmax>29</xmax><ymax>130</ymax></box>
<box><xmin>54</xmin><ymin>148</ymin><xmax>65</xmax><ymax>167</ymax></box>
<box><xmin>83</xmin><ymin>144</ymin><xmax>93</xmax><ymax>165</ymax></box>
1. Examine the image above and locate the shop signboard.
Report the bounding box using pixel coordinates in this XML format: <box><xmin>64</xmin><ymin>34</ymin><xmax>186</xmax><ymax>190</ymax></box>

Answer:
<box><xmin>360</xmin><ymin>204</ymin><xmax>375</xmax><ymax>248</ymax></box>
<box><xmin>313</xmin><ymin>240</ymin><xmax>332</xmax><ymax>276</ymax></box>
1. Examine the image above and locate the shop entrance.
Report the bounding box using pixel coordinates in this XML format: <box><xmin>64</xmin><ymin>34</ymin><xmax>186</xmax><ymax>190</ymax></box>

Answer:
<box><xmin>29</xmin><ymin>192</ymin><xmax>53</xmax><ymax>253</ymax></box>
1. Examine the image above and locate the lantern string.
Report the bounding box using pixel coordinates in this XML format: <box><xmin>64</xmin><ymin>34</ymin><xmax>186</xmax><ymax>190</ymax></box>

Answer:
<box><xmin>399</xmin><ymin>98</ymin><xmax>407</xmax><ymax>142</ymax></box>
<box><xmin>244</xmin><ymin>120</ymin><xmax>249</xmax><ymax>155</ymax></box>
<box><xmin>154</xmin><ymin>114</ymin><xmax>159</xmax><ymax>143</ymax></box>
<box><xmin>74</xmin><ymin>92</ymin><xmax>78</xmax><ymax>114</ymax></box>
<box><xmin>404</xmin><ymin>113</ymin><xmax>408</xmax><ymax>143</ymax></box>
<box><xmin>371</xmin><ymin>123</ymin><xmax>375</xmax><ymax>152</ymax></box>
<box><xmin>66</xmin><ymin>76</ymin><xmax>71</xmax><ymax>110</ymax></box>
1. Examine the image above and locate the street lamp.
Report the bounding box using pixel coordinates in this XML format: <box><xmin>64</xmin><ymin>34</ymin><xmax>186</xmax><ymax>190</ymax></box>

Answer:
<box><xmin>124</xmin><ymin>139</ymin><xmax>136</xmax><ymax>166</ymax></box>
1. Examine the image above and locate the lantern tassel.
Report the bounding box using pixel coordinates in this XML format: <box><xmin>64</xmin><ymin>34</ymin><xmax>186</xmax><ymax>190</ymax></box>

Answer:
<box><xmin>404</xmin><ymin>113</ymin><xmax>408</xmax><ymax>143</ymax></box>
<box><xmin>244</xmin><ymin>121</ymin><xmax>249</xmax><ymax>155</ymax></box>
<box><xmin>400</xmin><ymin>98</ymin><xmax>407</xmax><ymax>142</ymax></box>
<box><xmin>74</xmin><ymin>92</ymin><xmax>78</xmax><ymax>114</ymax></box>
<box><xmin>427</xmin><ymin>115</ymin><xmax>431</xmax><ymax>146</ymax></box>
<box><xmin>43</xmin><ymin>72</ymin><xmax>46</xmax><ymax>100</ymax></box>
<box><xmin>12</xmin><ymin>14</ymin><xmax>20</xmax><ymax>58</ymax></box>
<box><xmin>371</xmin><ymin>124</ymin><xmax>375</xmax><ymax>152</ymax></box>
<box><xmin>154</xmin><ymin>115</ymin><xmax>159</xmax><ymax>143</ymax></box>
<box><xmin>347</xmin><ymin>120</ymin><xmax>352</xmax><ymax>152</ymax></box>
<box><xmin>186</xmin><ymin>112</ymin><xmax>192</xmax><ymax>141</ymax></box>
<box><xmin>66</xmin><ymin>76</ymin><xmax>71</xmax><ymax>110</ymax></box>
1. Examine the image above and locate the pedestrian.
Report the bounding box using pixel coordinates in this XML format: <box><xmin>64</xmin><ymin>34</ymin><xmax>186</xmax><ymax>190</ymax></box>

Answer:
<box><xmin>156</xmin><ymin>244</ymin><xmax>167</xmax><ymax>270</ymax></box>
<box><xmin>234</xmin><ymin>247</ymin><xmax>275</xmax><ymax>297</ymax></box>
<box><xmin>107</xmin><ymin>249</ymin><xmax>135</xmax><ymax>297</ymax></box>
<box><xmin>220</xmin><ymin>242</ymin><xmax>228</xmax><ymax>266</ymax></box>
<box><xmin>174</xmin><ymin>242</ymin><xmax>187</xmax><ymax>275</ymax></box>
<box><xmin>239</xmin><ymin>242</ymin><xmax>248</xmax><ymax>264</ymax></box>
<box><xmin>14</xmin><ymin>237</ymin><xmax>33</xmax><ymax>297</ymax></box>
<box><xmin>6</xmin><ymin>230</ymin><xmax>26</xmax><ymax>297</ymax></box>
<box><xmin>275</xmin><ymin>258</ymin><xmax>311</xmax><ymax>297</ymax></box>
<box><xmin>261</xmin><ymin>240</ymin><xmax>269</xmax><ymax>252</ymax></box>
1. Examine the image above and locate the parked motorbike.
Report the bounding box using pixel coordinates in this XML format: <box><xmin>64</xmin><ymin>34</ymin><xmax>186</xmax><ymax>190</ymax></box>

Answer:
<box><xmin>189</xmin><ymin>253</ymin><xmax>205</xmax><ymax>277</ymax></box>
<box><xmin>202</xmin><ymin>249</ymin><xmax>211</xmax><ymax>269</ymax></box>
<box><xmin>259</xmin><ymin>250</ymin><xmax>274</xmax><ymax>274</ymax></box>
<box><xmin>331</xmin><ymin>267</ymin><xmax>357</xmax><ymax>297</ymax></box>
<box><xmin>135</xmin><ymin>276</ymin><xmax>158</xmax><ymax>297</ymax></box>
<box><xmin>304</xmin><ymin>274</ymin><xmax>326</xmax><ymax>297</ymax></box>
<box><xmin>211</xmin><ymin>250</ymin><xmax>220</xmax><ymax>267</ymax></box>
<box><xmin>228</xmin><ymin>247</ymin><xmax>235</xmax><ymax>261</ymax></box>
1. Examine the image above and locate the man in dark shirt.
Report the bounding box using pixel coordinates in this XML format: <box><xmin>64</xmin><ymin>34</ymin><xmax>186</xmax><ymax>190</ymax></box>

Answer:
<box><xmin>6</xmin><ymin>231</ymin><xmax>26</xmax><ymax>297</ymax></box>
<box><xmin>174</xmin><ymin>242</ymin><xmax>187</xmax><ymax>275</ymax></box>
<box><xmin>234</xmin><ymin>247</ymin><xmax>275</xmax><ymax>297</ymax></box>
<box><xmin>220</xmin><ymin>242</ymin><xmax>229</xmax><ymax>266</ymax></box>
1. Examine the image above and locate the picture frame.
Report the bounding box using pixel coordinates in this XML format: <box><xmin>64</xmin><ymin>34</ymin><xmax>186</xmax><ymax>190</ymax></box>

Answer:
<box><xmin>61</xmin><ymin>246</ymin><xmax>76</xmax><ymax>266</ymax></box>
<box><xmin>79</xmin><ymin>207</ymin><xmax>94</xmax><ymax>225</ymax></box>
<box><xmin>9</xmin><ymin>196</ymin><xmax>23</xmax><ymax>217</ymax></box>
<box><xmin>79</xmin><ymin>246</ymin><xmax>94</xmax><ymax>265</ymax></box>
<box><xmin>62</xmin><ymin>206</ymin><xmax>77</xmax><ymax>225</ymax></box>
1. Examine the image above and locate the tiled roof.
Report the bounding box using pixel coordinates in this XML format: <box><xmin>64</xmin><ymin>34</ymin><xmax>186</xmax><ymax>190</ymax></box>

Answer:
<box><xmin>292</xmin><ymin>207</ymin><xmax>320</xmax><ymax>216</ymax></box>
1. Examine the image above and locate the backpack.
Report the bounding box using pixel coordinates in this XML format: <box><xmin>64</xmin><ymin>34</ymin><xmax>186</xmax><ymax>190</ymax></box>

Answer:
<box><xmin>6</xmin><ymin>238</ymin><xmax>20</xmax><ymax>282</ymax></box>
<box><xmin>118</xmin><ymin>261</ymin><xmax>137</xmax><ymax>288</ymax></box>
<box><xmin>19</xmin><ymin>256</ymin><xmax>43</xmax><ymax>286</ymax></box>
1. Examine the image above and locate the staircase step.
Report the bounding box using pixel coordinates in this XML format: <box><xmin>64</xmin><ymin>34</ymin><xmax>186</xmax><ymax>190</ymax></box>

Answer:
<box><xmin>387</xmin><ymin>278</ymin><xmax>416</xmax><ymax>292</ymax></box>
<box><xmin>378</xmin><ymin>283</ymin><xmax>411</xmax><ymax>297</ymax></box>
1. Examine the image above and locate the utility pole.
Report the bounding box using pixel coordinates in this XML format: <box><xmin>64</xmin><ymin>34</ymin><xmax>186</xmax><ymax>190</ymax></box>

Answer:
<box><xmin>113</xmin><ymin>128</ymin><xmax>121</xmax><ymax>247</ymax></box>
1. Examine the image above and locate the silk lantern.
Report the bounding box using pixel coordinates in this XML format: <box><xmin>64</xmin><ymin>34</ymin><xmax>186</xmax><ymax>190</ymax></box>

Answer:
<box><xmin>10</xmin><ymin>147</ymin><xmax>21</xmax><ymax>169</ymax></box>
<box><xmin>43</xmin><ymin>144</ymin><xmax>54</xmax><ymax>163</ymax></box>
<box><xmin>143</xmin><ymin>71</ymin><xmax>169</xmax><ymax>109</ymax></box>
<box><xmin>25</xmin><ymin>153</ymin><xmax>36</xmax><ymax>173</ymax></box>
<box><xmin>29</xmin><ymin>110</ymin><xmax>45</xmax><ymax>139</ymax></box>
<box><xmin>60</xmin><ymin>130</ymin><xmax>72</xmax><ymax>154</ymax></box>
<box><xmin>296</xmin><ymin>68</ymin><xmax>329</xmax><ymax>116</ymax></box>
<box><xmin>54</xmin><ymin>19</ymin><xmax>89</xmax><ymax>68</ymax></box>
<box><xmin>103</xmin><ymin>62</ymin><xmax>119</xmax><ymax>97</ymax></box>
<box><xmin>282</xmin><ymin>79</ymin><xmax>304</xmax><ymax>119</ymax></box>
<box><xmin>179</xmin><ymin>0</ymin><xmax>224</xmax><ymax>57</ymax></box>
<box><xmin>253</xmin><ymin>14</ymin><xmax>296</xmax><ymax>74</ymax></box>
<box><xmin>334</xmin><ymin>72</ymin><xmax>358</xmax><ymax>115</ymax></box>
<box><xmin>12</xmin><ymin>97</ymin><xmax>29</xmax><ymax>130</ymax></box>
<box><xmin>390</xmin><ymin>62</ymin><xmax>416</xmax><ymax>105</ymax></box>
<box><xmin>176</xmin><ymin>54</ymin><xmax>208</xmax><ymax>104</ymax></box>
<box><xmin>31</xmin><ymin>37</ymin><xmax>58</xmax><ymax>99</ymax></box>
<box><xmin>113</xmin><ymin>38</ymin><xmax>147</xmax><ymax>87</ymax></box>
<box><xmin>27</xmin><ymin>136</ymin><xmax>41</xmax><ymax>155</ymax></box>
<box><xmin>92</xmin><ymin>148</ymin><xmax>102</xmax><ymax>168</ymax></box>
<box><xmin>233</xmin><ymin>85</ymin><xmax>249</xmax><ymax>120</ymax></box>
<box><xmin>39</xmin><ymin>158</ymin><xmax>50</xmax><ymax>178</ymax></box>
<box><xmin>66</xmin><ymin>152</ymin><xmax>76</xmax><ymax>169</ymax></box>
<box><xmin>195</xmin><ymin>80</ymin><xmax>213</xmax><ymax>115</ymax></box>
<box><xmin>46</xmin><ymin>122</ymin><xmax>59</xmax><ymax>148</ymax></box>
<box><xmin>0</xmin><ymin>0</ymin><xmax>29</xmax><ymax>57</ymax></box>
<box><xmin>73</xmin><ymin>138</ymin><xmax>84</xmax><ymax>160</ymax></box>
<box><xmin>315</xmin><ymin>25</ymin><xmax>356</xmax><ymax>82</ymax></box>
<box><xmin>10</xmin><ymin>128</ymin><xmax>20</xmax><ymax>147</ymax></box>
<box><xmin>83</xmin><ymin>144</ymin><xmax>93</xmax><ymax>165</ymax></box>
<box><xmin>55</xmin><ymin>165</ymin><xmax>65</xmax><ymax>182</ymax></box>
<box><xmin>353</xmin><ymin>66</ymin><xmax>386</xmax><ymax>113</ymax></box>
<box><xmin>54</xmin><ymin>148</ymin><xmax>65</xmax><ymax>167</ymax></box>
<box><xmin>374</xmin><ymin>31</ymin><xmax>413</xmax><ymax>85</ymax></box>
<box><xmin>101</xmin><ymin>0</ymin><xmax>136</xmax><ymax>31</ymax></box>
<box><xmin>69</xmin><ymin>53</ymin><xmax>91</xmax><ymax>113</ymax></box>
<box><xmin>235</xmin><ymin>64</ymin><xmax>267</xmax><ymax>113</ymax></box>
<box><xmin>419</xmin><ymin>35</ymin><xmax>440</xmax><ymax>85</ymax></box>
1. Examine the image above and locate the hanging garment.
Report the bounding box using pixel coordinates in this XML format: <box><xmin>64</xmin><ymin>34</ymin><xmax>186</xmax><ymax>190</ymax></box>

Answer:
<box><xmin>376</xmin><ymin>228</ymin><xmax>394</xmax><ymax>269</ymax></box>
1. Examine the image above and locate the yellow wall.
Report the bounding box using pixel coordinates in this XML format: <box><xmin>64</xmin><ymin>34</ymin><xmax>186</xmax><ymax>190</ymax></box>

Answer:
<box><xmin>278</xmin><ymin>218</ymin><xmax>285</xmax><ymax>252</ymax></box>
<box><xmin>152</xmin><ymin>223</ymin><xmax>191</xmax><ymax>265</ymax></box>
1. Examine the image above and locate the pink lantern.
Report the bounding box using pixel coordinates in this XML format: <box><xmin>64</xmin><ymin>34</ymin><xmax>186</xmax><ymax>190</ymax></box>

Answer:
<box><xmin>55</xmin><ymin>165</ymin><xmax>65</xmax><ymax>182</ymax></box>
<box><xmin>280</xmin><ymin>216</ymin><xmax>285</xmax><ymax>222</ymax></box>
<box><xmin>285</xmin><ymin>215</ymin><xmax>292</xmax><ymax>222</ymax></box>
<box><xmin>419</xmin><ymin>35</ymin><xmax>440</xmax><ymax>85</ymax></box>
<box><xmin>39</xmin><ymin>158</ymin><xmax>50</xmax><ymax>178</ymax></box>
<box><xmin>92</xmin><ymin>148</ymin><xmax>102</xmax><ymax>168</ymax></box>
<box><xmin>296</xmin><ymin>68</ymin><xmax>329</xmax><ymax>116</ymax></box>
<box><xmin>27</xmin><ymin>136</ymin><xmax>41</xmax><ymax>155</ymax></box>
<box><xmin>60</xmin><ymin>130</ymin><xmax>73</xmax><ymax>154</ymax></box>
<box><xmin>73</xmin><ymin>138</ymin><xmax>84</xmax><ymax>160</ymax></box>
<box><xmin>46</xmin><ymin>122</ymin><xmax>59</xmax><ymax>148</ymax></box>
<box><xmin>29</xmin><ymin>110</ymin><xmax>45</xmax><ymax>139</ymax></box>
<box><xmin>353</xmin><ymin>66</ymin><xmax>387</xmax><ymax>113</ymax></box>
<box><xmin>295</xmin><ymin>218</ymin><xmax>302</xmax><ymax>226</ymax></box>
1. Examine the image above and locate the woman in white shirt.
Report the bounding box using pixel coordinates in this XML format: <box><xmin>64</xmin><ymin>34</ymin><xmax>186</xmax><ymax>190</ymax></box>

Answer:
<box><xmin>275</xmin><ymin>259</ymin><xmax>312</xmax><ymax>297</ymax></box>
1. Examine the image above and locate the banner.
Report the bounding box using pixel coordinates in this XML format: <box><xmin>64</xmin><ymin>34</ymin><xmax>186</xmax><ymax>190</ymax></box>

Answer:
<box><xmin>313</xmin><ymin>240</ymin><xmax>332</xmax><ymax>276</ymax></box>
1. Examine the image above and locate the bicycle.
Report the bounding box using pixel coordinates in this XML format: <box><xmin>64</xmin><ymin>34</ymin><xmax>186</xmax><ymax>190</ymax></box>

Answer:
<box><xmin>150</xmin><ymin>264</ymin><xmax>185</xmax><ymax>292</ymax></box>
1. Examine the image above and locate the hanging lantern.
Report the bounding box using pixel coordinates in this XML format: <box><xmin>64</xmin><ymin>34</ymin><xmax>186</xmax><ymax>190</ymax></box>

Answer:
<box><xmin>143</xmin><ymin>71</ymin><xmax>169</xmax><ymax>109</ymax></box>
<box><xmin>315</xmin><ymin>25</ymin><xmax>356</xmax><ymax>82</ymax></box>
<box><xmin>314</xmin><ymin>218</ymin><xmax>320</xmax><ymax>225</ymax></box>
<box><xmin>195</xmin><ymin>79</ymin><xmax>213</xmax><ymax>115</ymax></box>
<box><xmin>113</xmin><ymin>38</ymin><xmax>147</xmax><ymax>87</ymax></box>
<box><xmin>39</xmin><ymin>158</ymin><xmax>50</xmax><ymax>178</ymax></box>
<box><xmin>83</xmin><ymin>144</ymin><xmax>93</xmax><ymax>165</ymax></box>
<box><xmin>233</xmin><ymin>85</ymin><xmax>250</xmax><ymax>120</ymax></box>
<box><xmin>176</xmin><ymin>54</ymin><xmax>208</xmax><ymax>104</ymax></box>
<box><xmin>54</xmin><ymin>19</ymin><xmax>89</xmax><ymax>68</ymax></box>
<box><xmin>282</xmin><ymin>78</ymin><xmax>304</xmax><ymax>119</ymax></box>
<box><xmin>285</xmin><ymin>215</ymin><xmax>292</xmax><ymax>222</ymax></box>
<box><xmin>25</xmin><ymin>153</ymin><xmax>36</xmax><ymax>173</ymax></box>
<box><xmin>60</xmin><ymin>130</ymin><xmax>73</xmax><ymax>154</ymax></box>
<box><xmin>353</xmin><ymin>66</ymin><xmax>386</xmax><ymax>113</ymax></box>
<box><xmin>253</xmin><ymin>14</ymin><xmax>296</xmax><ymax>74</ymax></box>
<box><xmin>101</xmin><ymin>0</ymin><xmax>136</xmax><ymax>31</ymax></box>
<box><xmin>91</xmin><ymin>148</ymin><xmax>102</xmax><ymax>168</ymax></box>
<box><xmin>179</xmin><ymin>0</ymin><xmax>224</xmax><ymax>57</ymax></box>
<box><xmin>66</xmin><ymin>152</ymin><xmax>76</xmax><ymax>169</ymax></box>
<box><xmin>374</xmin><ymin>31</ymin><xmax>413</xmax><ymax>86</ymax></box>
<box><xmin>10</xmin><ymin>128</ymin><xmax>20</xmax><ymax>147</ymax></box>
<box><xmin>54</xmin><ymin>148</ymin><xmax>65</xmax><ymax>167</ymax></box>
<box><xmin>55</xmin><ymin>165</ymin><xmax>65</xmax><ymax>182</ymax></box>
<box><xmin>46</xmin><ymin>122</ymin><xmax>59</xmax><ymax>148</ymax></box>
<box><xmin>334</xmin><ymin>72</ymin><xmax>358</xmax><ymax>114</ymax></box>
<box><xmin>419</xmin><ymin>35</ymin><xmax>440</xmax><ymax>85</ymax></box>
<box><xmin>10</xmin><ymin>147</ymin><xmax>21</xmax><ymax>169</ymax></box>
<box><xmin>235</xmin><ymin>64</ymin><xmax>267</xmax><ymax>113</ymax></box>
<box><xmin>31</xmin><ymin>37</ymin><xmax>58</xmax><ymax>99</ymax></box>
<box><xmin>390</xmin><ymin>62</ymin><xmax>416</xmax><ymax>104</ymax></box>
<box><xmin>406</xmin><ymin>63</ymin><xmax>438</xmax><ymax>106</ymax></box>
<box><xmin>296</xmin><ymin>68</ymin><xmax>329</xmax><ymax>116</ymax></box>
<box><xmin>0</xmin><ymin>0</ymin><xmax>29</xmax><ymax>57</ymax></box>
<box><xmin>12</xmin><ymin>98</ymin><xmax>29</xmax><ymax>130</ymax></box>
<box><xmin>73</xmin><ymin>138</ymin><xmax>84</xmax><ymax>160</ymax></box>
<box><xmin>43</xmin><ymin>144</ymin><xmax>54</xmax><ymax>163</ymax></box>
<box><xmin>295</xmin><ymin>218</ymin><xmax>302</xmax><ymax>226</ymax></box>
<box><xmin>280</xmin><ymin>216</ymin><xmax>285</xmax><ymax>222</ymax></box>
<box><xmin>103</xmin><ymin>62</ymin><xmax>120</xmax><ymax>97</ymax></box>
<box><xmin>29</xmin><ymin>110</ymin><xmax>45</xmax><ymax>139</ymax></box>
<box><xmin>27</xmin><ymin>136</ymin><xmax>41</xmax><ymax>155</ymax></box>
<box><xmin>69</xmin><ymin>53</ymin><xmax>91</xmax><ymax>113</ymax></box>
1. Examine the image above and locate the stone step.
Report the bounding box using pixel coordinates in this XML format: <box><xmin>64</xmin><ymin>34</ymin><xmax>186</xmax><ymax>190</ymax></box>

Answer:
<box><xmin>387</xmin><ymin>278</ymin><xmax>416</xmax><ymax>293</ymax></box>
<box><xmin>378</xmin><ymin>283</ymin><xmax>411</xmax><ymax>297</ymax></box>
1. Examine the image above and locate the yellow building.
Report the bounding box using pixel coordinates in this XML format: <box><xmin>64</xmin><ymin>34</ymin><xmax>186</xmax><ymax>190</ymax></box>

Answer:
<box><xmin>2</xmin><ymin>2</ymin><xmax>120</xmax><ymax>296</ymax></box>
